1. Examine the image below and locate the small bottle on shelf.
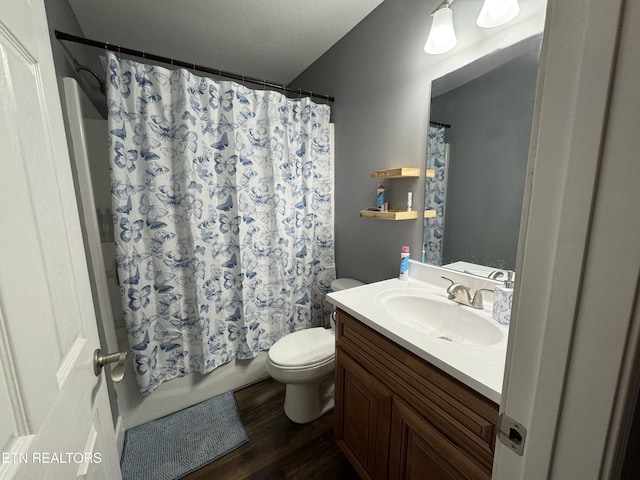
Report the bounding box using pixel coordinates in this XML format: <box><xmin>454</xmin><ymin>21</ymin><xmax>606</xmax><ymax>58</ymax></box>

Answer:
<box><xmin>376</xmin><ymin>183</ymin><xmax>385</xmax><ymax>210</ymax></box>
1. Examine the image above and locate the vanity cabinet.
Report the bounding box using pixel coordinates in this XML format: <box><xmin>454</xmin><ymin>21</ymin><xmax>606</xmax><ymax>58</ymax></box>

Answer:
<box><xmin>335</xmin><ymin>309</ymin><xmax>499</xmax><ymax>480</ymax></box>
<box><xmin>335</xmin><ymin>350</ymin><xmax>392</xmax><ymax>479</ymax></box>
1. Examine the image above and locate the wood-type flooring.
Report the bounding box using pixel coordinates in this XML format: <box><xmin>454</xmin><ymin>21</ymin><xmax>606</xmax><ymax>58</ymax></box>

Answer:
<box><xmin>183</xmin><ymin>378</ymin><xmax>359</xmax><ymax>480</ymax></box>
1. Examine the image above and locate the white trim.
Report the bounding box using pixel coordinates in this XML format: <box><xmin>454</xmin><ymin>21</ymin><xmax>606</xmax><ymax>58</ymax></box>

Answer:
<box><xmin>114</xmin><ymin>415</ymin><xmax>125</xmax><ymax>459</ymax></box>
<box><xmin>549</xmin><ymin>0</ymin><xmax>640</xmax><ymax>475</ymax></box>
<box><xmin>63</xmin><ymin>77</ymin><xmax>120</xmax><ymax>353</ymax></box>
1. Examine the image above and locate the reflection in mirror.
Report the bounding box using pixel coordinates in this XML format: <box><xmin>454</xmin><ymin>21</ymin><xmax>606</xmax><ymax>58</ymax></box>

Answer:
<box><xmin>423</xmin><ymin>35</ymin><xmax>542</xmax><ymax>274</ymax></box>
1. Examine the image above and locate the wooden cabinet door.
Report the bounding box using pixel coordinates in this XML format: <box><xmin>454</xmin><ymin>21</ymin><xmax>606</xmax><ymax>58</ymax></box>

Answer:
<box><xmin>335</xmin><ymin>347</ymin><xmax>392</xmax><ymax>480</ymax></box>
<box><xmin>389</xmin><ymin>399</ymin><xmax>491</xmax><ymax>480</ymax></box>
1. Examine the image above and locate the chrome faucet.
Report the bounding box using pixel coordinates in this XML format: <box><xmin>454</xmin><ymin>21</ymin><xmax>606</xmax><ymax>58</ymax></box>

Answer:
<box><xmin>488</xmin><ymin>270</ymin><xmax>504</xmax><ymax>280</ymax></box>
<box><xmin>441</xmin><ymin>277</ymin><xmax>492</xmax><ymax>309</ymax></box>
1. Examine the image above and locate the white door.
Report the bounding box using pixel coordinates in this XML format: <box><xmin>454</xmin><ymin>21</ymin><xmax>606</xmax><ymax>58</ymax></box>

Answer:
<box><xmin>0</xmin><ymin>1</ymin><xmax>121</xmax><ymax>479</ymax></box>
<box><xmin>494</xmin><ymin>0</ymin><xmax>640</xmax><ymax>478</ymax></box>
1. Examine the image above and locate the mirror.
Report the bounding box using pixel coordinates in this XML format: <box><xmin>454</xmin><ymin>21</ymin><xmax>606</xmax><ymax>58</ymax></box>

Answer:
<box><xmin>423</xmin><ymin>35</ymin><xmax>542</xmax><ymax>275</ymax></box>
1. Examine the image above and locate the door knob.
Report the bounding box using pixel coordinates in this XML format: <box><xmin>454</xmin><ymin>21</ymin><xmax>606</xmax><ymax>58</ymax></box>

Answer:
<box><xmin>93</xmin><ymin>349</ymin><xmax>127</xmax><ymax>383</ymax></box>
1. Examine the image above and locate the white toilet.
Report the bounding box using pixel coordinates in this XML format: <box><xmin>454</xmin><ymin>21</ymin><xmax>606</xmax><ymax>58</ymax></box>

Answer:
<box><xmin>266</xmin><ymin>278</ymin><xmax>364</xmax><ymax>423</ymax></box>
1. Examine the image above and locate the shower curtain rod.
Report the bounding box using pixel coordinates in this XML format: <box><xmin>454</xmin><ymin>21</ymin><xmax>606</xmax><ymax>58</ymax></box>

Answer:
<box><xmin>54</xmin><ymin>30</ymin><xmax>334</xmax><ymax>103</ymax></box>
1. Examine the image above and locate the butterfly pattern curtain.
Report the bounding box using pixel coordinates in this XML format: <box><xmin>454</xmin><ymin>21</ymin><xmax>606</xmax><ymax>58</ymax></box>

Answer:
<box><xmin>106</xmin><ymin>52</ymin><xmax>336</xmax><ymax>395</ymax></box>
<box><xmin>423</xmin><ymin>126</ymin><xmax>447</xmax><ymax>265</ymax></box>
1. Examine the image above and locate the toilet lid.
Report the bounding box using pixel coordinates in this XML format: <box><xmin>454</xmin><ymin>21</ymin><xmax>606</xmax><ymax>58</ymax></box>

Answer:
<box><xmin>269</xmin><ymin>328</ymin><xmax>335</xmax><ymax>367</ymax></box>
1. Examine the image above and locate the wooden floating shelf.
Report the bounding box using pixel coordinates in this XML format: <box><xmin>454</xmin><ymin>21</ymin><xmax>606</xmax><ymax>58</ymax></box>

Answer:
<box><xmin>426</xmin><ymin>169</ymin><xmax>435</xmax><ymax>178</ymax></box>
<box><xmin>360</xmin><ymin>210</ymin><xmax>418</xmax><ymax>220</ymax></box>
<box><xmin>424</xmin><ymin>210</ymin><xmax>437</xmax><ymax>218</ymax></box>
<box><xmin>370</xmin><ymin>167</ymin><xmax>421</xmax><ymax>179</ymax></box>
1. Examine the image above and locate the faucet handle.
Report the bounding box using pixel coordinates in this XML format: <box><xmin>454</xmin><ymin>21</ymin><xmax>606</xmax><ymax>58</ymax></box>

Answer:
<box><xmin>441</xmin><ymin>276</ymin><xmax>454</xmax><ymax>285</ymax></box>
<box><xmin>471</xmin><ymin>288</ymin><xmax>494</xmax><ymax>309</ymax></box>
<box><xmin>441</xmin><ymin>276</ymin><xmax>461</xmax><ymax>295</ymax></box>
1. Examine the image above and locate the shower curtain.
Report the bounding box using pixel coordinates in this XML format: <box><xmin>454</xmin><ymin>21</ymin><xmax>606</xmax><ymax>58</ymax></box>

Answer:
<box><xmin>106</xmin><ymin>52</ymin><xmax>336</xmax><ymax>395</ymax></box>
<box><xmin>424</xmin><ymin>125</ymin><xmax>447</xmax><ymax>265</ymax></box>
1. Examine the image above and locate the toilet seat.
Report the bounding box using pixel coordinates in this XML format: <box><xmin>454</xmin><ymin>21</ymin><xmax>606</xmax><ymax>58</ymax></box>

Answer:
<box><xmin>268</xmin><ymin>354</ymin><xmax>335</xmax><ymax>371</ymax></box>
<box><xmin>268</xmin><ymin>327</ymin><xmax>334</xmax><ymax>368</ymax></box>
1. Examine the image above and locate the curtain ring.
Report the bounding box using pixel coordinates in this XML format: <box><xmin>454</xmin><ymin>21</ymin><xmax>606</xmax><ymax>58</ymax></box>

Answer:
<box><xmin>242</xmin><ymin>75</ymin><xmax>245</xmax><ymax>88</ymax></box>
<box><xmin>298</xmin><ymin>88</ymin><xmax>302</xmax><ymax>99</ymax></box>
<box><xmin>117</xmin><ymin>44</ymin><xmax>121</xmax><ymax>58</ymax></box>
<box><xmin>218</xmin><ymin>68</ymin><xmax>222</xmax><ymax>81</ymax></box>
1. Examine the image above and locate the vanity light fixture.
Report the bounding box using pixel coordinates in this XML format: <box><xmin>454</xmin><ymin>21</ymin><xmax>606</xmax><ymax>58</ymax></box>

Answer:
<box><xmin>476</xmin><ymin>0</ymin><xmax>521</xmax><ymax>28</ymax></box>
<box><xmin>424</xmin><ymin>0</ymin><xmax>457</xmax><ymax>55</ymax></box>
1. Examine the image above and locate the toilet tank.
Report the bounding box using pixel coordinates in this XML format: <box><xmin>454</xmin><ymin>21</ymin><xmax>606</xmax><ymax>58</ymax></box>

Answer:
<box><xmin>330</xmin><ymin>278</ymin><xmax>364</xmax><ymax>292</ymax></box>
<box><xmin>328</xmin><ymin>278</ymin><xmax>364</xmax><ymax>330</ymax></box>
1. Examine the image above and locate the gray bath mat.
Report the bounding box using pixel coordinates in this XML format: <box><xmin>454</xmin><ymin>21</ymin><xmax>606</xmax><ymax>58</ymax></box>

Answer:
<box><xmin>120</xmin><ymin>391</ymin><xmax>248</xmax><ymax>480</ymax></box>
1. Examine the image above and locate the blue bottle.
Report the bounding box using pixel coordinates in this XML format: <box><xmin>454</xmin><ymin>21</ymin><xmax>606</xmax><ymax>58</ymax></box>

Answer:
<box><xmin>376</xmin><ymin>183</ymin><xmax>385</xmax><ymax>210</ymax></box>
<box><xmin>399</xmin><ymin>246</ymin><xmax>410</xmax><ymax>280</ymax></box>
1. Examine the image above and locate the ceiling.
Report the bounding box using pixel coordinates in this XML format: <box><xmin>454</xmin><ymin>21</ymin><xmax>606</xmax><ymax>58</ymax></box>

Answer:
<box><xmin>68</xmin><ymin>0</ymin><xmax>384</xmax><ymax>85</ymax></box>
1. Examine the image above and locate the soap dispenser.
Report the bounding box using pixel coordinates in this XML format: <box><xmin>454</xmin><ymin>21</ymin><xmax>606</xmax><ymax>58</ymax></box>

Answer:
<box><xmin>493</xmin><ymin>271</ymin><xmax>514</xmax><ymax>325</ymax></box>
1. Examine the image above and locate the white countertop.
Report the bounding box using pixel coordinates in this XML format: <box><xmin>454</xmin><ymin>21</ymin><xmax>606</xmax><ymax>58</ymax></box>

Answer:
<box><xmin>327</xmin><ymin>275</ymin><xmax>508</xmax><ymax>404</ymax></box>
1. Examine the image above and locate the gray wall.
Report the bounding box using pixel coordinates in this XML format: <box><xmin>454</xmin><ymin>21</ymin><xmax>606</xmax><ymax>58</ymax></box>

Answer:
<box><xmin>431</xmin><ymin>50</ymin><xmax>538</xmax><ymax>270</ymax></box>
<box><xmin>292</xmin><ymin>0</ymin><xmax>432</xmax><ymax>283</ymax></box>
<box><xmin>292</xmin><ymin>0</ymin><xmax>543</xmax><ymax>283</ymax></box>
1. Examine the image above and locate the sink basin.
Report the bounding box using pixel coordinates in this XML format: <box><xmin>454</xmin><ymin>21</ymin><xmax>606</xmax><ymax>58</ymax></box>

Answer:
<box><xmin>375</xmin><ymin>288</ymin><xmax>504</xmax><ymax>346</ymax></box>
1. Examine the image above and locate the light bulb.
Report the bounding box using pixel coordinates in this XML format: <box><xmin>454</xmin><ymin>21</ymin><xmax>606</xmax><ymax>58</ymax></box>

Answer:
<box><xmin>424</xmin><ymin>6</ymin><xmax>457</xmax><ymax>55</ymax></box>
<box><xmin>477</xmin><ymin>0</ymin><xmax>520</xmax><ymax>28</ymax></box>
